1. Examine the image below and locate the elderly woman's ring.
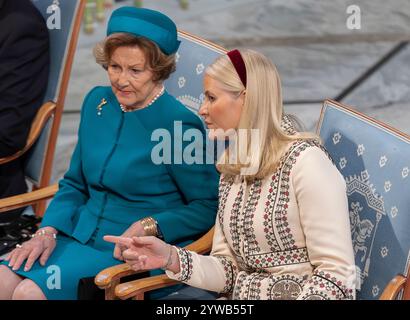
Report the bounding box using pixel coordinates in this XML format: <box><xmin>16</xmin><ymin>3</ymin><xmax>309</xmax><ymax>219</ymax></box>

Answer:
<box><xmin>15</xmin><ymin>244</ymin><xmax>23</xmax><ymax>249</ymax></box>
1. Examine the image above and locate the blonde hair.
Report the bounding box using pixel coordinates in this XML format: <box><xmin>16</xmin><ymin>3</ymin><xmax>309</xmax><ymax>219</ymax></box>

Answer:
<box><xmin>206</xmin><ymin>49</ymin><xmax>319</xmax><ymax>181</ymax></box>
<box><xmin>93</xmin><ymin>33</ymin><xmax>176</xmax><ymax>82</ymax></box>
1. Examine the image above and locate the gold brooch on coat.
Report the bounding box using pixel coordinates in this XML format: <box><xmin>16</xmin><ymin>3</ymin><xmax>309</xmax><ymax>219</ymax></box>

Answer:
<box><xmin>96</xmin><ymin>98</ymin><xmax>107</xmax><ymax>116</ymax></box>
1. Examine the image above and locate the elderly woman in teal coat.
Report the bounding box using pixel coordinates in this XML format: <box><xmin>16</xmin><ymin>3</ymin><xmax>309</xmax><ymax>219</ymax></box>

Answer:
<box><xmin>0</xmin><ymin>7</ymin><xmax>219</xmax><ymax>300</ymax></box>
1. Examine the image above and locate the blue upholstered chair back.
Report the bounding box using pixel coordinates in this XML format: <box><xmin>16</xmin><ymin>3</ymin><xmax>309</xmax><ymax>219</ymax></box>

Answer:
<box><xmin>164</xmin><ymin>31</ymin><xmax>226</xmax><ymax>115</ymax></box>
<box><xmin>317</xmin><ymin>100</ymin><xmax>410</xmax><ymax>300</ymax></box>
<box><xmin>25</xmin><ymin>0</ymin><xmax>83</xmax><ymax>185</ymax></box>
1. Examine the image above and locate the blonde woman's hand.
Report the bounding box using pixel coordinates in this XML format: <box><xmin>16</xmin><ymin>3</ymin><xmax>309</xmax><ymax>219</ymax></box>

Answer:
<box><xmin>104</xmin><ymin>235</ymin><xmax>179</xmax><ymax>272</ymax></box>
<box><xmin>4</xmin><ymin>227</ymin><xmax>57</xmax><ymax>272</ymax></box>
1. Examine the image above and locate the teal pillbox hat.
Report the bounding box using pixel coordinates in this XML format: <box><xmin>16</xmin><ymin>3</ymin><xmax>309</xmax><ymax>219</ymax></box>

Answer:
<box><xmin>107</xmin><ymin>7</ymin><xmax>180</xmax><ymax>55</ymax></box>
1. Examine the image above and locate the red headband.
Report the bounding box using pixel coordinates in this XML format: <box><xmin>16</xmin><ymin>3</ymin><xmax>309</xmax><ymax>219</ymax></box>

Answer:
<box><xmin>227</xmin><ymin>49</ymin><xmax>247</xmax><ymax>87</ymax></box>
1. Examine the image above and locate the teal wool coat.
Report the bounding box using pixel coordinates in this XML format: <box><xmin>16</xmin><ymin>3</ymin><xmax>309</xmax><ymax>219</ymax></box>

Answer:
<box><xmin>2</xmin><ymin>86</ymin><xmax>219</xmax><ymax>299</ymax></box>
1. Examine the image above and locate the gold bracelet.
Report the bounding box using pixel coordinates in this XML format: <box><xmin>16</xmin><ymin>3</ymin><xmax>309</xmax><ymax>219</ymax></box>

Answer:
<box><xmin>139</xmin><ymin>217</ymin><xmax>158</xmax><ymax>237</ymax></box>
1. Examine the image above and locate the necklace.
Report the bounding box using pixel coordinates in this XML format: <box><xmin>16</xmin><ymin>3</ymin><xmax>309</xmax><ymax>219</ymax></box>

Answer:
<box><xmin>120</xmin><ymin>86</ymin><xmax>165</xmax><ymax>113</ymax></box>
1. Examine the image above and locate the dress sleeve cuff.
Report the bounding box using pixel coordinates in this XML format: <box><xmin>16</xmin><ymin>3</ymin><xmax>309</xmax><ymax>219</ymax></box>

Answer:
<box><xmin>165</xmin><ymin>247</ymin><xmax>194</xmax><ymax>282</ymax></box>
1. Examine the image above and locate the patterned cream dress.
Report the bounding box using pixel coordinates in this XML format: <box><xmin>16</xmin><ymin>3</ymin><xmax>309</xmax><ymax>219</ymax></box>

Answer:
<box><xmin>166</xmin><ymin>120</ymin><xmax>356</xmax><ymax>300</ymax></box>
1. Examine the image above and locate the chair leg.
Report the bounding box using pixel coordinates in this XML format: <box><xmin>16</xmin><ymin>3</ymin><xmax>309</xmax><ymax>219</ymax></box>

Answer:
<box><xmin>133</xmin><ymin>293</ymin><xmax>144</xmax><ymax>300</ymax></box>
<box><xmin>29</xmin><ymin>187</ymin><xmax>46</xmax><ymax>217</ymax></box>
<box><xmin>33</xmin><ymin>201</ymin><xmax>46</xmax><ymax>217</ymax></box>
<box><xmin>105</xmin><ymin>279</ymin><xmax>120</xmax><ymax>300</ymax></box>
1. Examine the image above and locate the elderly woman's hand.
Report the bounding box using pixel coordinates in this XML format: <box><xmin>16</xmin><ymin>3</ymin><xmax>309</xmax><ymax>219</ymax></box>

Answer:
<box><xmin>112</xmin><ymin>221</ymin><xmax>145</xmax><ymax>261</ymax></box>
<box><xmin>4</xmin><ymin>227</ymin><xmax>57</xmax><ymax>272</ymax></box>
<box><xmin>104</xmin><ymin>235</ymin><xmax>179</xmax><ymax>273</ymax></box>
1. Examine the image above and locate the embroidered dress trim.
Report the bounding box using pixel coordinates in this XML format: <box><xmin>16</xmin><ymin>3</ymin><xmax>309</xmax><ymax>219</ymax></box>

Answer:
<box><xmin>175</xmin><ymin>247</ymin><xmax>194</xmax><ymax>282</ymax></box>
<box><xmin>246</xmin><ymin>247</ymin><xmax>310</xmax><ymax>269</ymax></box>
<box><xmin>215</xmin><ymin>256</ymin><xmax>238</xmax><ymax>294</ymax></box>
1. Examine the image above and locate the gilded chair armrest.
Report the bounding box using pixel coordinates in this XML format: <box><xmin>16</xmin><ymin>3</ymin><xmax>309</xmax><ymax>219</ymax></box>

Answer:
<box><xmin>0</xmin><ymin>102</ymin><xmax>56</xmax><ymax>165</ymax></box>
<box><xmin>116</xmin><ymin>274</ymin><xmax>179</xmax><ymax>300</ymax></box>
<box><xmin>95</xmin><ymin>263</ymin><xmax>147</xmax><ymax>289</ymax></box>
<box><xmin>0</xmin><ymin>184</ymin><xmax>58</xmax><ymax>213</ymax></box>
<box><xmin>379</xmin><ymin>274</ymin><xmax>407</xmax><ymax>300</ymax></box>
<box><xmin>112</xmin><ymin>226</ymin><xmax>215</xmax><ymax>299</ymax></box>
